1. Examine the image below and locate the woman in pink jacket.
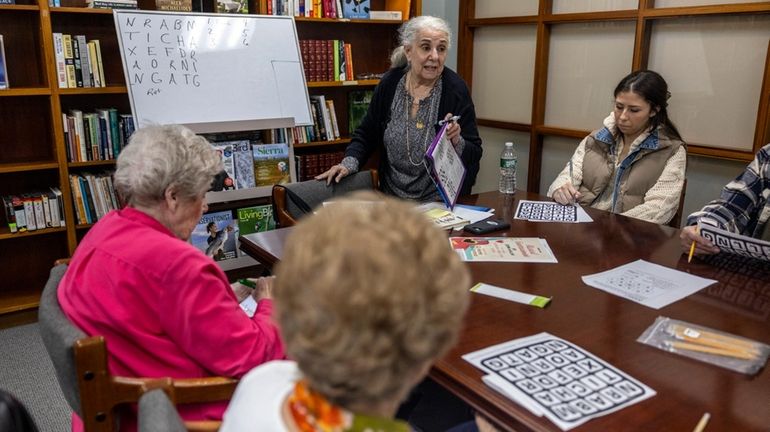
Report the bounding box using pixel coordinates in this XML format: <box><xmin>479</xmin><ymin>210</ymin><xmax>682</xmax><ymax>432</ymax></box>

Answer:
<box><xmin>58</xmin><ymin>125</ymin><xmax>285</xmax><ymax>431</ymax></box>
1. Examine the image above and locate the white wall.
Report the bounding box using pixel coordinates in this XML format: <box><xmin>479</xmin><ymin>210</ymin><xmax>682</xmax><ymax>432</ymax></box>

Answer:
<box><xmin>423</xmin><ymin>0</ymin><xmax>459</xmax><ymax>71</ymax></box>
<box><xmin>424</xmin><ymin>0</ymin><xmax>756</xmax><ymax>227</ymax></box>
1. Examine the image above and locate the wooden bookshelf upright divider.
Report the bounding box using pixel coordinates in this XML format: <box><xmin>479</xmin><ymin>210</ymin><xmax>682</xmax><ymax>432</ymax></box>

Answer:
<box><xmin>0</xmin><ymin>0</ymin><xmax>421</xmax><ymax>326</ymax></box>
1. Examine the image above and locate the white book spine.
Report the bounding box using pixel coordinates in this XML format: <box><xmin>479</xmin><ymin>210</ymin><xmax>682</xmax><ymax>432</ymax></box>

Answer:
<box><xmin>48</xmin><ymin>191</ymin><xmax>61</xmax><ymax>227</ymax></box>
<box><xmin>53</xmin><ymin>33</ymin><xmax>68</xmax><ymax>88</ymax></box>
<box><xmin>41</xmin><ymin>193</ymin><xmax>53</xmax><ymax>227</ymax></box>
<box><xmin>23</xmin><ymin>198</ymin><xmax>37</xmax><ymax>231</ymax></box>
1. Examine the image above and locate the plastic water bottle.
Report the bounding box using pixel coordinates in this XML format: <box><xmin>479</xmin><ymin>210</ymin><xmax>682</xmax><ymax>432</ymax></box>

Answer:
<box><xmin>499</xmin><ymin>142</ymin><xmax>517</xmax><ymax>194</ymax></box>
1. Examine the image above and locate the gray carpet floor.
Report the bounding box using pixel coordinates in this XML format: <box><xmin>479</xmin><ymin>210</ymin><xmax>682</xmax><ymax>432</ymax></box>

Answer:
<box><xmin>0</xmin><ymin>323</ymin><xmax>70</xmax><ymax>431</ymax></box>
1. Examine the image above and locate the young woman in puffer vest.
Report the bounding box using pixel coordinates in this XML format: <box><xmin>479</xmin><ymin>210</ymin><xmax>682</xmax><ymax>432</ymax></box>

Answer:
<box><xmin>548</xmin><ymin>70</ymin><xmax>686</xmax><ymax>225</ymax></box>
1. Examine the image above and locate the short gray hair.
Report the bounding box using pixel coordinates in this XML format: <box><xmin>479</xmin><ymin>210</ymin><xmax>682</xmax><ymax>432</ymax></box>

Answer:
<box><xmin>390</xmin><ymin>15</ymin><xmax>453</xmax><ymax>68</ymax></box>
<box><xmin>114</xmin><ymin>125</ymin><xmax>222</xmax><ymax>206</ymax></box>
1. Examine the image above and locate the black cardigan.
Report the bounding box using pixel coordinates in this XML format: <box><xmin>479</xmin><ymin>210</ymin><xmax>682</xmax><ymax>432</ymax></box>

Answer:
<box><xmin>344</xmin><ymin>66</ymin><xmax>483</xmax><ymax>196</ymax></box>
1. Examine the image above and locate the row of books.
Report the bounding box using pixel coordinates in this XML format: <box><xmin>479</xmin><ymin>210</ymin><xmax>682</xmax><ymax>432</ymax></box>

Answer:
<box><xmin>266</xmin><ymin>0</ymin><xmax>359</xmax><ymax>18</ymax></box>
<box><xmin>63</xmin><ymin>109</ymin><xmax>135</xmax><ymax>162</ymax></box>
<box><xmin>299</xmin><ymin>39</ymin><xmax>354</xmax><ymax>82</ymax></box>
<box><xmin>69</xmin><ymin>172</ymin><xmax>120</xmax><ymax>225</ymax></box>
<box><xmin>291</xmin><ymin>95</ymin><xmax>342</xmax><ymax>144</ymax></box>
<box><xmin>53</xmin><ymin>33</ymin><xmax>106</xmax><ymax>89</ymax></box>
<box><xmin>191</xmin><ymin>205</ymin><xmax>275</xmax><ymax>262</ymax></box>
<box><xmin>295</xmin><ymin>151</ymin><xmax>344</xmax><ymax>182</ymax></box>
<box><xmin>288</xmin><ymin>90</ymin><xmax>372</xmax><ymax>145</ymax></box>
<box><xmin>2</xmin><ymin>189</ymin><xmax>66</xmax><ymax>233</ymax></box>
<box><xmin>212</xmin><ymin>141</ymin><xmax>291</xmax><ymax>190</ymax></box>
<box><xmin>263</xmin><ymin>0</ymin><xmax>408</xmax><ymax>20</ymax></box>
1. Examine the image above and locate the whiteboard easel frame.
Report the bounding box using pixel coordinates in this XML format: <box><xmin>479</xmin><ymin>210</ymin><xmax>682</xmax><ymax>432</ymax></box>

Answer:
<box><xmin>112</xmin><ymin>9</ymin><xmax>313</xmax><ymax>134</ymax></box>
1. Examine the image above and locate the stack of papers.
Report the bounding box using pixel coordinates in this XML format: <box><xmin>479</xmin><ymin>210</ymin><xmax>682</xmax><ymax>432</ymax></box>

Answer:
<box><xmin>463</xmin><ymin>333</ymin><xmax>656</xmax><ymax>431</ymax></box>
<box><xmin>417</xmin><ymin>202</ymin><xmax>495</xmax><ymax>230</ymax></box>
<box><xmin>422</xmin><ymin>207</ymin><xmax>469</xmax><ymax>230</ymax></box>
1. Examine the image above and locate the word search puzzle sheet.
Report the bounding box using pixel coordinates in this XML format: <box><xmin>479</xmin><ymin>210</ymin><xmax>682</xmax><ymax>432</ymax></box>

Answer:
<box><xmin>516</xmin><ymin>200</ymin><xmax>577</xmax><ymax>222</ymax></box>
<box><xmin>699</xmin><ymin>222</ymin><xmax>770</xmax><ymax>261</ymax></box>
<box><xmin>514</xmin><ymin>200</ymin><xmax>594</xmax><ymax>223</ymax></box>
<box><xmin>463</xmin><ymin>333</ymin><xmax>655</xmax><ymax>430</ymax></box>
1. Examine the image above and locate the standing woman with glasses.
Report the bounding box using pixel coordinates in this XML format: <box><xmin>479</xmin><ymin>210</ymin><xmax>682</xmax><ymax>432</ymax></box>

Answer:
<box><xmin>547</xmin><ymin>70</ymin><xmax>686</xmax><ymax>225</ymax></box>
<box><xmin>317</xmin><ymin>15</ymin><xmax>483</xmax><ymax>201</ymax></box>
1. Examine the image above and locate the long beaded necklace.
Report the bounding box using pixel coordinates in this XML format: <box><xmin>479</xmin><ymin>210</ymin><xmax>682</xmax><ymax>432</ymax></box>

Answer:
<box><xmin>405</xmin><ymin>74</ymin><xmax>440</xmax><ymax>167</ymax></box>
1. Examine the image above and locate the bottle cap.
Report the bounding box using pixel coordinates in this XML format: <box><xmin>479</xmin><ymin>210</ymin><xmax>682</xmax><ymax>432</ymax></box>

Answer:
<box><xmin>505</xmin><ymin>142</ymin><xmax>513</xmax><ymax>147</ymax></box>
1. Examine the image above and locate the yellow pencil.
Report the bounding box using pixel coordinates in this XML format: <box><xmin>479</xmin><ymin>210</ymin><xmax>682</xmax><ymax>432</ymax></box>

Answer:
<box><xmin>669</xmin><ymin>324</ymin><xmax>759</xmax><ymax>350</ymax></box>
<box><xmin>687</xmin><ymin>226</ymin><xmax>699</xmax><ymax>263</ymax></box>
<box><xmin>667</xmin><ymin>341</ymin><xmax>757</xmax><ymax>360</ymax></box>
<box><xmin>693</xmin><ymin>412</ymin><xmax>710</xmax><ymax>432</ymax></box>
<box><xmin>670</xmin><ymin>329</ymin><xmax>760</xmax><ymax>356</ymax></box>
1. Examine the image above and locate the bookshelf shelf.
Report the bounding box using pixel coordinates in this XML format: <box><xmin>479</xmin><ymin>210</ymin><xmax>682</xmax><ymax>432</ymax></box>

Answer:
<box><xmin>294</xmin><ymin>17</ymin><xmax>407</xmax><ymax>25</ymax></box>
<box><xmin>0</xmin><ymin>226</ymin><xmax>67</xmax><ymax>241</ymax></box>
<box><xmin>58</xmin><ymin>85</ymin><xmax>128</xmax><ymax>95</ymax></box>
<box><xmin>50</xmin><ymin>6</ymin><xmax>115</xmax><ymax>14</ymax></box>
<box><xmin>75</xmin><ymin>223</ymin><xmax>94</xmax><ymax>230</ymax></box>
<box><xmin>0</xmin><ymin>88</ymin><xmax>52</xmax><ymax>96</ymax></box>
<box><xmin>307</xmin><ymin>79</ymin><xmax>379</xmax><ymax>88</ymax></box>
<box><xmin>0</xmin><ymin>161</ymin><xmax>59</xmax><ymax>174</ymax></box>
<box><xmin>0</xmin><ymin>289</ymin><xmax>43</xmax><ymax>315</ymax></box>
<box><xmin>0</xmin><ymin>0</ymin><xmax>133</xmax><ymax>325</ymax></box>
<box><xmin>68</xmin><ymin>160</ymin><xmax>116</xmax><ymax>168</ymax></box>
<box><xmin>294</xmin><ymin>138</ymin><xmax>352</xmax><ymax>149</ymax></box>
<box><xmin>0</xmin><ymin>4</ymin><xmax>40</xmax><ymax>11</ymax></box>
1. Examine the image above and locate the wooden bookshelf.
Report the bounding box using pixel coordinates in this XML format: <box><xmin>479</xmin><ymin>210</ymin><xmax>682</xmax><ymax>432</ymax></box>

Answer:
<box><xmin>0</xmin><ymin>0</ymin><xmax>421</xmax><ymax>325</ymax></box>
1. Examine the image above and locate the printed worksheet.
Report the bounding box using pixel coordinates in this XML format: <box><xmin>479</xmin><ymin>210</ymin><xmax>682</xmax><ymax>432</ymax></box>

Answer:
<box><xmin>515</xmin><ymin>200</ymin><xmax>593</xmax><ymax>223</ymax></box>
<box><xmin>463</xmin><ymin>333</ymin><xmax>656</xmax><ymax>431</ymax></box>
<box><xmin>581</xmin><ymin>260</ymin><xmax>717</xmax><ymax>309</ymax></box>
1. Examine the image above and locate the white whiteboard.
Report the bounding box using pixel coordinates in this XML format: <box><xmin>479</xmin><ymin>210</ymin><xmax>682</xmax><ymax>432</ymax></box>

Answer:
<box><xmin>113</xmin><ymin>10</ymin><xmax>312</xmax><ymax>133</ymax></box>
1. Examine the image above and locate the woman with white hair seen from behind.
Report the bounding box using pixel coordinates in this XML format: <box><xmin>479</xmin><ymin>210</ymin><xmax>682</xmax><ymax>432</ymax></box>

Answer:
<box><xmin>221</xmin><ymin>192</ymin><xmax>472</xmax><ymax>431</ymax></box>
<box><xmin>57</xmin><ymin>125</ymin><xmax>285</xmax><ymax>431</ymax></box>
<box><xmin>318</xmin><ymin>16</ymin><xmax>483</xmax><ymax>201</ymax></box>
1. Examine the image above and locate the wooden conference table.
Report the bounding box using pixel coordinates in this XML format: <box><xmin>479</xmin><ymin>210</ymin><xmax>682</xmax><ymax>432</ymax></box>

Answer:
<box><xmin>239</xmin><ymin>190</ymin><xmax>770</xmax><ymax>432</ymax></box>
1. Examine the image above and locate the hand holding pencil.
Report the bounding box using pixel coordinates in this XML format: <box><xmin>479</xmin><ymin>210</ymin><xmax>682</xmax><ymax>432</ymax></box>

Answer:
<box><xmin>680</xmin><ymin>225</ymin><xmax>720</xmax><ymax>259</ymax></box>
<box><xmin>552</xmin><ymin>160</ymin><xmax>581</xmax><ymax>206</ymax></box>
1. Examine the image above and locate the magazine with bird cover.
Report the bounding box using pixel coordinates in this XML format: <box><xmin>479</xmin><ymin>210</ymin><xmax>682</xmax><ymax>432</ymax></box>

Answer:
<box><xmin>191</xmin><ymin>210</ymin><xmax>239</xmax><ymax>262</ymax></box>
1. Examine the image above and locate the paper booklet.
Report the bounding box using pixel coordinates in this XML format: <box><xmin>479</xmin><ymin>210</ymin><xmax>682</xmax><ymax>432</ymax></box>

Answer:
<box><xmin>425</xmin><ymin>123</ymin><xmax>466</xmax><ymax>209</ymax></box>
<box><xmin>698</xmin><ymin>220</ymin><xmax>770</xmax><ymax>262</ymax></box>
<box><xmin>450</xmin><ymin>237</ymin><xmax>558</xmax><ymax>263</ymax></box>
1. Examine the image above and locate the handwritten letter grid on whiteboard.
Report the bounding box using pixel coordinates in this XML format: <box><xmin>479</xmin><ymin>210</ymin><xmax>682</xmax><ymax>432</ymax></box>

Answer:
<box><xmin>113</xmin><ymin>11</ymin><xmax>312</xmax><ymax>129</ymax></box>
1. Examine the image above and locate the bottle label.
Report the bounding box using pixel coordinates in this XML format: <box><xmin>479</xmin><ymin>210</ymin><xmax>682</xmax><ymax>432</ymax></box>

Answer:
<box><xmin>501</xmin><ymin>159</ymin><xmax>517</xmax><ymax>169</ymax></box>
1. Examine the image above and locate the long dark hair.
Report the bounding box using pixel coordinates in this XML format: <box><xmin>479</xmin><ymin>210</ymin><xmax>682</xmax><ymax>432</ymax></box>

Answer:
<box><xmin>614</xmin><ymin>70</ymin><xmax>682</xmax><ymax>141</ymax></box>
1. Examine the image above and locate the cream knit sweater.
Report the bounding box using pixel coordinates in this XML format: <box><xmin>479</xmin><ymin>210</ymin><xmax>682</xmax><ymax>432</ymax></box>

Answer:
<box><xmin>547</xmin><ymin>113</ymin><xmax>686</xmax><ymax>225</ymax></box>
